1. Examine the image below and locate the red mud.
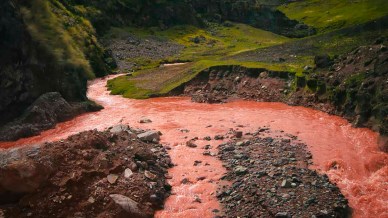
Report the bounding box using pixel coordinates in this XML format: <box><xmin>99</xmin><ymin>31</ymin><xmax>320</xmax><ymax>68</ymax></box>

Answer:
<box><xmin>1</xmin><ymin>75</ymin><xmax>387</xmax><ymax>218</ymax></box>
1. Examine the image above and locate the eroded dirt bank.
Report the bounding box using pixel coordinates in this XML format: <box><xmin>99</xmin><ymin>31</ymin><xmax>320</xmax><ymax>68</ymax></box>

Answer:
<box><xmin>0</xmin><ymin>127</ymin><xmax>172</xmax><ymax>217</ymax></box>
<box><xmin>172</xmin><ymin>42</ymin><xmax>388</xmax><ymax>142</ymax></box>
<box><xmin>0</xmin><ymin>75</ymin><xmax>387</xmax><ymax>217</ymax></box>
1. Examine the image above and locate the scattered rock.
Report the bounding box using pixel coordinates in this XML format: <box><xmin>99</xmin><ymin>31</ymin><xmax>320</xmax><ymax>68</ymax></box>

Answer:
<box><xmin>110</xmin><ymin>124</ymin><xmax>129</xmax><ymax>133</ymax></box>
<box><xmin>281</xmin><ymin>179</ymin><xmax>292</xmax><ymax>188</ymax></box>
<box><xmin>275</xmin><ymin>212</ymin><xmax>291</xmax><ymax>218</ymax></box>
<box><xmin>214</xmin><ymin>135</ymin><xmax>224</xmax><ymax>140</ymax></box>
<box><xmin>139</xmin><ymin>118</ymin><xmax>152</xmax><ymax>123</ymax></box>
<box><xmin>186</xmin><ymin>140</ymin><xmax>198</xmax><ymax>148</ymax></box>
<box><xmin>124</xmin><ymin>169</ymin><xmax>133</xmax><ymax>178</ymax></box>
<box><xmin>109</xmin><ymin>194</ymin><xmax>143</xmax><ymax>216</ymax></box>
<box><xmin>107</xmin><ymin>174</ymin><xmax>119</xmax><ymax>184</ymax></box>
<box><xmin>217</xmin><ymin>132</ymin><xmax>350</xmax><ymax>217</ymax></box>
<box><xmin>144</xmin><ymin>171</ymin><xmax>157</xmax><ymax>181</ymax></box>
<box><xmin>234</xmin><ymin>166</ymin><xmax>248</xmax><ymax>175</ymax></box>
<box><xmin>234</xmin><ymin>131</ymin><xmax>243</xmax><ymax>138</ymax></box>
<box><xmin>137</xmin><ymin>131</ymin><xmax>160</xmax><ymax>142</ymax></box>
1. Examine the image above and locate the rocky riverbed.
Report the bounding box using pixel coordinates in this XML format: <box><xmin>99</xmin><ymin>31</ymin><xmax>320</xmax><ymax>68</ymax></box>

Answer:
<box><xmin>216</xmin><ymin>129</ymin><xmax>350</xmax><ymax>218</ymax></box>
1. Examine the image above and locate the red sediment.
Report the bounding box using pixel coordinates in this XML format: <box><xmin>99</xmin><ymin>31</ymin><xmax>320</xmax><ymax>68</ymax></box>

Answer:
<box><xmin>0</xmin><ymin>75</ymin><xmax>386</xmax><ymax>218</ymax></box>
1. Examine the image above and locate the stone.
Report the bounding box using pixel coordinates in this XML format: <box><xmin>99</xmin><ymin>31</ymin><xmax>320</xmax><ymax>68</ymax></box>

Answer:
<box><xmin>107</xmin><ymin>174</ymin><xmax>119</xmax><ymax>184</ymax></box>
<box><xmin>197</xmin><ymin>176</ymin><xmax>206</xmax><ymax>181</ymax></box>
<box><xmin>275</xmin><ymin>212</ymin><xmax>291</xmax><ymax>218</ymax></box>
<box><xmin>203</xmin><ymin>136</ymin><xmax>211</xmax><ymax>141</ymax></box>
<box><xmin>110</xmin><ymin>125</ymin><xmax>129</xmax><ymax>133</ymax></box>
<box><xmin>181</xmin><ymin>178</ymin><xmax>190</xmax><ymax>184</ymax></box>
<box><xmin>186</xmin><ymin>140</ymin><xmax>198</xmax><ymax>148</ymax></box>
<box><xmin>180</xmin><ymin>129</ymin><xmax>190</xmax><ymax>133</ymax></box>
<box><xmin>281</xmin><ymin>194</ymin><xmax>290</xmax><ymax>199</ymax></box>
<box><xmin>281</xmin><ymin>180</ymin><xmax>292</xmax><ymax>188</ymax></box>
<box><xmin>234</xmin><ymin>166</ymin><xmax>248</xmax><ymax>175</ymax></box>
<box><xmin>193</xmin><ymin>195</ymin><xmax>202</xmax><ymax>203</ymax></box>
<box><xmin>109</xmin><ymin>194</ymin><xmax>142</xmax><ymax>216</ymax></box>
<box><xmin>214</xmin><ymin>135</ymin><xmax>224</xmax><ymax>140</ymax></box>
<box><xmin>88</xmin><ymin>197</ymin><xmax>95</xmax><ymax>204</ymax></box>
<box><xmin>203</xmin><ymin>151</ymin><xmax>211</xmax><ymax>156</ymax></box>
<box><xmin>124</xmin><ymin>168</ymin><xmax>133</xmax><ymax>178</ymax></box>
<box><xmin>236</xmin><ymin>141</ymin><xmax>244</xmax><ymax>146</ymax></box>
<box><xmin>203</xmin><ymin>145</ymin><xmax>211</xmax><ymax>149</ymax></box>
<box><xmin>0</xmin><ymin>145</ymin><xmax>54</xmax><ymax>196</ymax></box>
<box><xmin>144</xmin><ymin>171</ymin><xmax>157</xmax><ymax>181</ymax></box>
<box><xmin>139</xmin><ymin>118</ymin><xmax>152</xmax><ymax>123</ymax></box>
<box><xmin>137</xmin><ymin>131</ymin><xmax>160</xmax><ymax>142</ymax></box>
<box><xmin>234</xmin><ymin>131</ymin><xmax>243</xmax><ymax>138</ymax></box>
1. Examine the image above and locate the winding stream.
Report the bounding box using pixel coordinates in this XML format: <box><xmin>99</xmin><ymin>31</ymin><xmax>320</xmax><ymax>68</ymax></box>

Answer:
<box><xmin>1</xmin><ymin>75</ymin><xmax>387</xmax><ymax>218</ymax></box>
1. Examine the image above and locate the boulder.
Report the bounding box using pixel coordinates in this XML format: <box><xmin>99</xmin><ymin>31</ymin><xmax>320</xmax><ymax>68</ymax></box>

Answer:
<box><xmin>0</xmin><ymin>92</ymin><xmax>102</xmax><ymax>141</ymax></box>
<box><xmin>110</xmin><ymin>124</ymin><xmax>130</xmax><ymax>133</ymax></box>
<box><xmin>0</xmin><ymin>145</ymin><xmax>55</xmax><ymax>203</ymax></box>
<box><xmin>137</xmin><ymin>131</ymin><xmax>160</xmax><ymax>142</ymax></box>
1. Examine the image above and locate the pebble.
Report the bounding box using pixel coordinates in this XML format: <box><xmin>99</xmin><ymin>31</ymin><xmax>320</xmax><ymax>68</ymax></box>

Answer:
<box><xmin>139</xmin><ymin>118</ymin><xmax>152</xmax><ymax>123</ymax></box>
<box><xmin>124</xmin><ymin>168</ymin><xmax>133</xmax><ymax>178</ymax></box>
<box><xmin>107</xmin><ymin>174</ymin><xmax>119</xmax><ymax>184</ymax></box>
<box><xmin>144</xmin><ymin>171</ymin><xmax>157</xmax><ymax>181</ymax></box>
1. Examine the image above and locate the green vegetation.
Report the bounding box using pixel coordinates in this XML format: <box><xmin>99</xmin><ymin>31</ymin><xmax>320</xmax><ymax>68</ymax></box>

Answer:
<box><xmin>103</xmin><ymin>0</ymin><xmax>388</xmax><ymax>99</ymax></box>
<box><xmin>20</xmin><ymin>0</ymin><xmax>113</xmax><ymax>79</ymax></box>
<box><xmin>279</xmin><ymin>0</ymin><xmax>388</xmax><ymax>33</ymax></box>
<box><xmin>107</xmin><ymin>23</ymin><xmax>295</xmax><ymax>98</ymax></box>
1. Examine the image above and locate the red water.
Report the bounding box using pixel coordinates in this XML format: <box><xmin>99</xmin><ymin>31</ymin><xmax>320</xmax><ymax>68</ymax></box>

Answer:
<box><xmin>0</xmin><ymin>75</ymin><xmax>387</xmax><ymax>218</ymax></box>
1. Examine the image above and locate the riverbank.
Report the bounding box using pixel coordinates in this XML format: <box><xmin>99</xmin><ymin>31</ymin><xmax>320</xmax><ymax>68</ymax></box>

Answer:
<box><xmin>0</xmin><ymin>74</ymin><xmax>387</xmax><ymax>217</ymax></box>
<box><xmin>0</xmin><ymin>126</ymin><xmax>172</xmax><ymax>217</ymax></box>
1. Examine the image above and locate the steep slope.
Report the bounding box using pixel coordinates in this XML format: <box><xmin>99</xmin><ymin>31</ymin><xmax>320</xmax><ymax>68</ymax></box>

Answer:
<box><xmin>0</xmin><ymin>0</ymin><xmax>113</xmax><ymax>139</ymax></box>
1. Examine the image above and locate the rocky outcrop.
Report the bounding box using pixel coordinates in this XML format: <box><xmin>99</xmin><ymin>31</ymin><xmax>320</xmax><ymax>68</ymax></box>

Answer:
<box><xmin>0</xmin><ymin>127</ymin><xmax>172</xmax><ymax>217</ymax></box>
<box><xmin>0</xmin><ymin>92</ymin><xmax>102</xmax><ymax>141</ymax></box>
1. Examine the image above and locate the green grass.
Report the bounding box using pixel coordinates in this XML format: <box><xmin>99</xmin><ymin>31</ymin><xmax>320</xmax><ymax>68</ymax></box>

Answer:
<box><xmin>107</xmin><ymin>2</ymin><xmax>388</xmax><ymax>99</ymax></box>
<box><xmin>107</xmin><ymin>77</ymin><xmax>152</xmax><ymax>99</ymax></box>
<box><xmin>108</xmin><ymin>22</ymin><xmax>289</xmax><ymax>61</ymax></box>
<box><xmin>279</xmin><ymin>0</ymin><xmax>388</xmax><ymax>33</ymax></box>
<box><xmin>107</xmin><ymin>22</ymin><xmax>296</xmax><ymax>98</ymax></box>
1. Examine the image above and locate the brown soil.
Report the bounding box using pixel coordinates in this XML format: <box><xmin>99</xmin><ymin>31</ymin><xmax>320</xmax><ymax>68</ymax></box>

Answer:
<box><xmin>216</xmin><ymin>129</ymin><xmax>350</xmax><ymax>218</ymax></box>
<box><xmin>173</xmin><ymin>65</ymin><xmax>334</xmax><ymax>114</ymax></box>
<box><xmin>0</xmin><ymin>126</ymin><xmax>172</xmax><ymax>218</ymax></box>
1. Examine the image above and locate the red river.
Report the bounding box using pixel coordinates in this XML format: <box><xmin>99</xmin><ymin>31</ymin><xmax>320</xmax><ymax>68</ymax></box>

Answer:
<box><xmin>0</xmin><ymin>75</ymin><xmax>387</xmax><ymax>218</ymax></box>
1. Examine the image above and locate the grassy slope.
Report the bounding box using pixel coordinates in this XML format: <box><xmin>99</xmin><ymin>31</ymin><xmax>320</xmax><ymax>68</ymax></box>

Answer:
<box><xmin>108</xmin><ymin>23</ymin><xmax>294</xmax><ymax>98</ymax></box>
<box><xmin>21</xmin><ymin>0</ymin><xmax>115</xmax><ymax>79</ymax></box>
<box><xmin>278</xmin><ymin>0</ymin><xmax>388</xmax><ymax>33</ymax></box>
<box><xmin>108</xmin><ymin>0</ymin><xmax>388</xmax><ymax>99</ymax></box>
